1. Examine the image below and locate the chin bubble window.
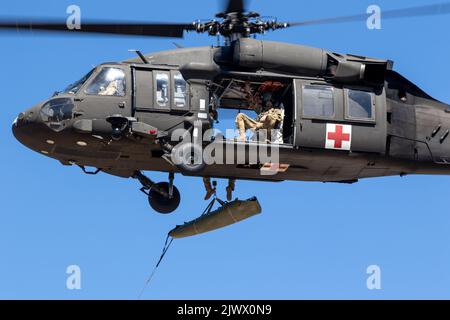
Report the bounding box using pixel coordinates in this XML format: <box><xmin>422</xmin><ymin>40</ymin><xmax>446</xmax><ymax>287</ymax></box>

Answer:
<box><xmin>40</xmin><ymin>98</ymin><xmax>75</xmax><ymax>131</ymax></box>
<box><xmin>85</xmin><ymin>67</ymin><xmax>126</xmax><ymax>97</ymax></box>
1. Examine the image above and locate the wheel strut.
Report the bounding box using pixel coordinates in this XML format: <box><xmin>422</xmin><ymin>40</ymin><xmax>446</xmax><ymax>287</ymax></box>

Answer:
<box><xmin>133</xmin><ymin>171</ymin><xmax>169</xmax><ymax>198</ymax></box>
<box><xmin>133</xmin><ymin>171</ymin><xmax>181</xmax><ymax>214</ymax></box>
<box><xmin>133</xmin><ymin>171</ymin><xmax>177</xmax><ymax>199</ymax></box>
<box><xmin>168</xmin><ymin>172</ymin><xmax>175</xmax><ymax>198</ymax></box>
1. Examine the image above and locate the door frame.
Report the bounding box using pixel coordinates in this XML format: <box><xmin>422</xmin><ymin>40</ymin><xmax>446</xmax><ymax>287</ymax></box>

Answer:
<box><xmin>131</xmin><ymin>66</ymin><xmax>191</xmax><ymax>116</ymax></box>
<box><xmin>74</xmin><ymin>64</ymin><xmax>132</xmax><ymax>119</ymax></box>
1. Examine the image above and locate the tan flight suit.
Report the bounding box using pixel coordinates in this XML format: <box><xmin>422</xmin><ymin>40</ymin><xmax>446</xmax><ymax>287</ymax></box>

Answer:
<box><xmin>236</xmin><ymin>108</ymin><xmax>284</xmax><ymax>142</ymax></box>
<box><xmin>99</xmin><ymin>80</ymin><xmax>119</xmax><ymax>96</ymax></box>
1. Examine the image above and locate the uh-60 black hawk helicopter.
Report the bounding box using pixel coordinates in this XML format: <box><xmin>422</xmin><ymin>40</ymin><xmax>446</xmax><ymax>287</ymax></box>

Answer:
<box><xmin>7</xmin><ymin>1</ymin><xmax>450</xmax><ymax>220</ymax></box>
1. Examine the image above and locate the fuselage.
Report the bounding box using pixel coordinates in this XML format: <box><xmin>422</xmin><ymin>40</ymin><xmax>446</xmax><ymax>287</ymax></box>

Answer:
<box><xmin>12</xmin><ymin>40</ymin><xmax>450</xmax><ymax>183</ymax></box>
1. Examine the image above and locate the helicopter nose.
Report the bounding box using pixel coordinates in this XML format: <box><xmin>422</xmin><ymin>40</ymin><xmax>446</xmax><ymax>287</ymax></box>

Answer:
<box><xmin>13</xmin><ymin>105</ymin><xmax>39</xmax><ymax>127</ymax></box>
<box><xmin>12</xmin><ymin>104</ymin><xmax>42</xmax><ymax>147</ymax></box>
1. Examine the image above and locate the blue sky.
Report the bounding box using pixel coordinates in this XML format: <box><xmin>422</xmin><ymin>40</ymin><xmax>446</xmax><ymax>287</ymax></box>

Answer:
<box><xmin>1</xmin><ymin>0</ymin><xmax>450</xmax><ymax>299</ymax></box>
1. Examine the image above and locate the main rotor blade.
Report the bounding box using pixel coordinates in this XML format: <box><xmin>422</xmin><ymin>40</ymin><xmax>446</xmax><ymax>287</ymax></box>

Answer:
<box><xmin>223</xmin><ymin>0</ymin><xmax>247</xmax><ymax>14</ymax></box>
<box><xmin>0</xmin><ymin>19</ymin><xmax>196</xmax><ymax>38</ymax></box>
<box><xmin>289</xmin><ymin>2</ymin><xmax>450</xmax><ymax>27</ymax></box>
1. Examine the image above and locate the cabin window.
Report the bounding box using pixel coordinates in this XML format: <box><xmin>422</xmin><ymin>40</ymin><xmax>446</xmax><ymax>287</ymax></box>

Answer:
<box><xmin>173</xmin><ymin>72</ymin><xmax>187</xmax><ymax>109</ymax></box>
<box><xmin>302</xmin><ymin>85</ymin><xmax>334</xmax><ymax>118</ymax></box>
<box><xmin>85</xmin><ymin>67</ymin><xmax>126</xmax><ymax>97</ymax></box>
<box><xmin>346</xmin><ymin>89</ymin><xmax>375</xmax><ymax>120</ymax></box>
<box><xmin>156</xmin><ymin>72</ymin><xmax>170</xmax><ymax>108</ymax></box>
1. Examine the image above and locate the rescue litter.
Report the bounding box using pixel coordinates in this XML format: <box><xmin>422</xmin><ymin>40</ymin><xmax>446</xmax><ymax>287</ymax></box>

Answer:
<box><xmin>139</xmin><ymin>197</ymin><xmax>262</xmax><ymax>297</ymax></box>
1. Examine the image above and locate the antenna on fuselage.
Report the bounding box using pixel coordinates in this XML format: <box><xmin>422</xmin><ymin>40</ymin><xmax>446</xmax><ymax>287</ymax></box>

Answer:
<box><xmin>128</xmin><ymin>49</ymin><xmax>150</xmax><ymax>64</ymax></box>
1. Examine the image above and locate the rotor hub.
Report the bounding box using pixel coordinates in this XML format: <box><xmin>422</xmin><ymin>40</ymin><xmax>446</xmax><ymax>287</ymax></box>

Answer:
<box><xmin>192</xmin><ymin>11</ymin><xmax>289</xmax><ymax>39</ymax></box>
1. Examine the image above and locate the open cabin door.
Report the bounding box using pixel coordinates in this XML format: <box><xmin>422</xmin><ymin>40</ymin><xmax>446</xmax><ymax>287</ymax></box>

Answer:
<box><xmin>293</xmin><ymin>80</ymin><xmax>387</xmax><ymax>154</ymax></box>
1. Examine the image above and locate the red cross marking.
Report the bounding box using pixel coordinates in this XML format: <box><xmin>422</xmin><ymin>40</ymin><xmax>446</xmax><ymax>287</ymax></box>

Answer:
<box><xmin>327</xmin><ymin>125</ymin><xmax>351</xmax><ymax>149</ymax></box>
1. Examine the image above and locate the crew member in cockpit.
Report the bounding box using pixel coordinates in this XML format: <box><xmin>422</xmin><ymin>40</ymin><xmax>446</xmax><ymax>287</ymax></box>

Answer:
<box><xmin>99</xmin><ymin>79</ymin><xmax>120</xmax><ymax>96</ymax></box>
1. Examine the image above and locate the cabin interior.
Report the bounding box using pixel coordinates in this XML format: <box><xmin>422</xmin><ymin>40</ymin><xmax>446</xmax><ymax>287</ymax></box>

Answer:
<box><xmin>211</xmin><ymin>76</ymin><xmax>295</xmax><ymax>144</ymax></box>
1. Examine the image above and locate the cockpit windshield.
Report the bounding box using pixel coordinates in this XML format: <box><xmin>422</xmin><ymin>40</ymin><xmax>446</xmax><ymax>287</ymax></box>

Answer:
<box><xmin>62</xmin><ymin>69</ymin><xmax>95</xmax><ymax>94</ymax></box>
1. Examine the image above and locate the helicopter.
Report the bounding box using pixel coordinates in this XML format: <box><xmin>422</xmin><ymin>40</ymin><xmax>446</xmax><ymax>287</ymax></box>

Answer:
<box><xmin>7</xmin><ymin>0</ymin><xmax>450</xmax><ymax>215</ymax></box>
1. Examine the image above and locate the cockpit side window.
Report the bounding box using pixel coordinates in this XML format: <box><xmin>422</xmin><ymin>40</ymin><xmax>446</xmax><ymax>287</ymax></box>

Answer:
<box><xmin>85</xmin><ymin>67</ymin><xmax>126</xmax><ymax>97</ymax></box>
<box><xmin>63</xmin><ymin>69</ymin><xmax>95</xmax><ymax>94</ymax></box>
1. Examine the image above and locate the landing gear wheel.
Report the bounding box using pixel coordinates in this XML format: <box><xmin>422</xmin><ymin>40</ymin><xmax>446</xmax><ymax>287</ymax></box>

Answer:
<box><xmin>171</xmin><ymin>142</ymin><xmax>206</xmax><ymax>174</ymax></box>
<box><xmin>148</xmin><ymin>182</ymin><xmax>181</xmax><ymax>214</ymax></box>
